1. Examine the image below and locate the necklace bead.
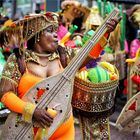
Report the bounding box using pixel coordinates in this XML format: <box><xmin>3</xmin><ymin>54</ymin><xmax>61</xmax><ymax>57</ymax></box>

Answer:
<box><xmin>34</xmin><ymin>52</ymin><xmax>52</xmax><ymax>57</ymax></box>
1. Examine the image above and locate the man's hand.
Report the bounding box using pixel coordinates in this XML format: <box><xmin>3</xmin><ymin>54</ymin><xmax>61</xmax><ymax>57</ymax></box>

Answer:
<box><xmin>33</xmin><ymin>108</ymin><xmax>54</xmax><ymax>128</ymax></box>
<box><xmin>106</xmin><ymin>16</ymin><xmax>122</xmax><ymax>33</ymax></box>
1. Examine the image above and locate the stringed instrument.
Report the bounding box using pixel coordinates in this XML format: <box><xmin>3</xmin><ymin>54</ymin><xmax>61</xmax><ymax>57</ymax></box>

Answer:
<box><xmin>1</xmin><ymin>8</ymin><xmax>120</xmax><ymax>140</ymax></box>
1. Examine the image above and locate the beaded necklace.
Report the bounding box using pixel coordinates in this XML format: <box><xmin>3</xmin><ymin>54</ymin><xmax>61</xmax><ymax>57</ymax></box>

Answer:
<box><xmin>25</xmin><ymin>50</ymin><xmax>59</xmax><ymax>67</ymax></box>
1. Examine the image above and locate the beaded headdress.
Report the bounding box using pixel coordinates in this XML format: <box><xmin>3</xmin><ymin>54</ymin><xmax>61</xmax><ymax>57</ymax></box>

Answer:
<box><xmin>85</xmin><ymin>6</ymin><xmax>103</xmax><ymax>31</ymax></box>
<box><xmin>15</xmin><ymin>12</ymin><xmax>59</xmax><ymax>42</ymax></box>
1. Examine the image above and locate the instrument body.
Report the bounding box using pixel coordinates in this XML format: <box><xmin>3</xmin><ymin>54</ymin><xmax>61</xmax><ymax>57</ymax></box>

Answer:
<box><xmin>1</xmin><ymin>73</ymin><xmax>73</xmax><ymax>140</ymax></box>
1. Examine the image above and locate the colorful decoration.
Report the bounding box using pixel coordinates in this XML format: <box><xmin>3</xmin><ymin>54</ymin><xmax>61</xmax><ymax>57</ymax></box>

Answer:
<box><xmin>124</xmin><ymin>39</ymin><xmax>129</xmax><ymax>54</ymax></box>
<box><xmin>77</xmin><ymin>61</ymin><xmax>118</xmax><ymax>83</ymax></box>
<box><xmin>99</xmin><ymin>61</ymin><xmax>118</xmax><ymax>80</ymax></box>
<box><xmin>105</xmin><ymin>1</ymin><xmax>114</xmax><ymax>15</ymax></box>
<box><xmin>65</xmin><ymin>40</ymin><xmax>77</xmax><ymax>48</ymax></box>
<box><xmin>82</xmin><ymin>30</ymin><xmax>108</xmax><ymax>60</ymax></box>
<box><xmin>126</xmin><ymin>48</ymin><xmax>140</xmax><ymax>99</ymax></box>
<box><xmin>87</xmin><ymin>66</ymin><xmax>110</xmax><ymax>83</ymax></box>
<box><xmin>57</xmin><ymin>24</ymin><xmax>68</xmax><ymax>40</ymax></box>
<box><xmin>36</xmin><ymin>88</ymin><xmax>46</xmax><ymax>99</ymax></box>
<box><xmin>109</xmin><ymin>72</ymin><xmax>118</xmax><ymax>81</ymax></box>
<box><xmin>132</xmin><ymin>75</ymin><xmax>140</xmax><ymax>85</ymax></box>
<box><xmin>0</xmin><ymin>19</ymin><xmax>16</xmax><ymax>32</ymax></box>
<box><xmin>82</xmin><ymin>30</ymin><xmax>95</xmax><ymax>45</ymax></box>
<box><xmin>104</xmin><ymin>46</ymin><xmax>113</xmax><ymax>53</ymax></box>
<box><xmin>126</xmin><ymin>48</ymin><xmax>140</xmax><ymax>64</ymax></box>
<box><xmin>130</xmin><ymin>39</ymin><xmax>140</xmax><ymax>58</ymax></box>
<box><xmin>58</xmin><ymin>25</ymin><xmax>78</xmax><ymax>47</ymax></box>
<box><xmin>77</xmin><ymin>70</ymin><xmax>88</xmax><ymax>81</ymax></box>
<box><xmin>99</xmin><ymin>61</ymin><xmax>115</xmax><ymax>73</ymax></box>
<box><xmin>86</xmin><ymin>59</ymin><xmax>98</xmax><ymax>69</ymax></box>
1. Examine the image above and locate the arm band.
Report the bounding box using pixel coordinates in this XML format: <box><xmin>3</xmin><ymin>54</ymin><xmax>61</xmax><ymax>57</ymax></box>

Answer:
<box><xmin>1</xmin><ymin>92</ymin><xmax>36</xmax><ymax>123</ymax></box>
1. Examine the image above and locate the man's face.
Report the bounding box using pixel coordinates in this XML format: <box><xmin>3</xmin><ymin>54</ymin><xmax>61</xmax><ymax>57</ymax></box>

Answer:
<box><xmin>38</xmin><ymin>26</ymin><xmax>59</xmax><ymax>53</ymax></box>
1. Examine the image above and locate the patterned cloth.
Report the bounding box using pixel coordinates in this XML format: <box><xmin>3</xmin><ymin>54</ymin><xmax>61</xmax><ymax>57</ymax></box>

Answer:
<box><xmin>79</xmin><ymin>115</ymin><xmax>110</xmax><ymax>140</ymax></box>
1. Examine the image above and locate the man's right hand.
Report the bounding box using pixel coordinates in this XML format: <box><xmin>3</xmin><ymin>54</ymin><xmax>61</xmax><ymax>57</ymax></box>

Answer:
<box><xmin>33</xmin><ymin>108</ymin><xmax>54</xmax><ymax>128</ymax></box>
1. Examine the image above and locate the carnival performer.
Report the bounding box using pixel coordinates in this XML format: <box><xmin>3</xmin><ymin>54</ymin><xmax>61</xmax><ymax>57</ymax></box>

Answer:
<box><xmin>0</xmin><ymin>11</ymin><xmax>120</xmax><ymax>140</ymax></box>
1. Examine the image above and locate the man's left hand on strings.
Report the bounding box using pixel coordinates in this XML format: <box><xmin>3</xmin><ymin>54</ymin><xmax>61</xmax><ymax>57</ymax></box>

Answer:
<box><xmin>106</xmin><ymin>16</ymin><xmax>122</xmax><ymax>33</ymax></box>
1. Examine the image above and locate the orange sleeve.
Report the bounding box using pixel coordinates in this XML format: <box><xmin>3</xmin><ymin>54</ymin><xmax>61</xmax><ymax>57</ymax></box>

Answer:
<box><xmin>89</xmin><ymin>33</ymin><xmax>109</xmax><ymax>59</ymax></box>
<box><xmin>1</xmin><ymin>91</ymin><xmax>26</xmax><ymax>113</ymax></box>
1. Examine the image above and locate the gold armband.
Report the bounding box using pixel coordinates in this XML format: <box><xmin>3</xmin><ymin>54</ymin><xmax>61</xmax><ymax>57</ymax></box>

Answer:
<box><xmin>99</xmin><ymin>36</ymin><xmax>108</xmax><ymax>47</ymax></box>
<box><xmin>22</xmin><ymin>102</ymin><xmax>36</xmax><ymax>123</ymax></box>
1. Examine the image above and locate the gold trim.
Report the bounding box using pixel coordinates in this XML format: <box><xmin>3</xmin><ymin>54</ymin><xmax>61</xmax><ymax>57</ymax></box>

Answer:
<box><xmin>22</xmin><ymin>102</ymin><xmax>36</xmax><ymax>123</ymax></box>
<box><xmin>1</xmin><ymin>76</ymin><xmax>18</xmax><ymax>86</ymax></box>
<box><xmin>34</xmin><ymin>52</ymin><xmax>52</xmax><ymax>57</ymax></box>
